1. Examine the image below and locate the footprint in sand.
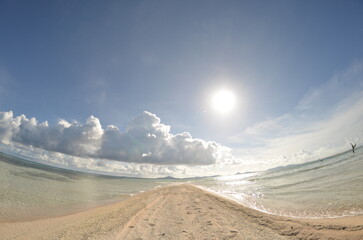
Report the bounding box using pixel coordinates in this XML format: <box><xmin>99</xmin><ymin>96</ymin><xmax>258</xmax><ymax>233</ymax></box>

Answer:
<box><xmin>149</xmin><ymin>223</ymin><xmax>155</xmax><ymax>227</ymax></box>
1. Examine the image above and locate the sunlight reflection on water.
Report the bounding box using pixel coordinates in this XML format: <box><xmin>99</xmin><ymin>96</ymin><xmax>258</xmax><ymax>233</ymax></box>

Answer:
<box><xmin>193</xmin><ymin>148</ymin><xmax>363</xmax><ymax>219</ymax></box>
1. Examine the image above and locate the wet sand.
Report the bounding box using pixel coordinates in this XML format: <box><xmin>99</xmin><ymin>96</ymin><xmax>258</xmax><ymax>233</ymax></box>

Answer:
<box><xmin>0</xmin><ymin>184</ymin><xmax>362</xmax><ymax>240</ymax></box>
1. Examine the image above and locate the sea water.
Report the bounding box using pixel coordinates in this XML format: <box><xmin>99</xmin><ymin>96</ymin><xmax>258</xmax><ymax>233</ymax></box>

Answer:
<box><xmin>0</xmin><ymin>153</ymin><xmax>177</xmax><ymax>222</ymax></box>
<box><xmin>193</xmin><ymin>147</ymin><xmax>363</xmax><ymax>218</ymax></box>
<box><xmin>1</xmin><ymin>148</ymin><xmax>362</xmax><ymax>222</ymax></box>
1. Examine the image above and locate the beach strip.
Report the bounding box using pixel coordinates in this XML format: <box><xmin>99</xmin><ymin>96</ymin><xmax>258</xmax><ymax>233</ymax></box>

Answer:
<box><xmin>0</xmin><ymin>184</ymin><xmax>362</xmax><ymax>240</ymax></box>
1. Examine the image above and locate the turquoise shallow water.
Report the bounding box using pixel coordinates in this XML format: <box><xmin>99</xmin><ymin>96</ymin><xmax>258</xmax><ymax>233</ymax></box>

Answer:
<box><xmin>1</xmin><ymin>148</ymin><xmax>362</xmax><ymax>222</ymax></box>
<box><xmin>193</xmin><ymin>147</ymin><xmax>363</xmax><ymax>218</ymax></box>
<box><xmin>0</xmin><ymin>153</ymin><xmax>177</xmax><ymax>222</ymax></box>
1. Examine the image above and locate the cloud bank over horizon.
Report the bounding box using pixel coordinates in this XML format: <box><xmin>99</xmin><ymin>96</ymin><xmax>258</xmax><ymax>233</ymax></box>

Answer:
<box><xmin>0</xmin><ymin>110</ymin><xmax>235</xmax><ymax>166</ymax></box>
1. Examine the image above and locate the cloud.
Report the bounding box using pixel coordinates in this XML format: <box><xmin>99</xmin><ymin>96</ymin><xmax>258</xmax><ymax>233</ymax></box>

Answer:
<box><xmin>0</xmin><ymin>111</ymin><xmax>16</xmax><ymax>144</ymax></box>
<box><xmin>231</xmin><ymin>61</ymin><xmax>363</xmax><ymax>165</ymax></box>
<box><xmin>0</xmin><ymin>140</ymin><xmax>243</xmax><ymax>178</ymax></box>
<box><xmin>0</xmin><ymin>110</ymin><xmax>235</xmax><ymax>166</ymax></box>
<box><xmin>296</xmin><ymin>61</ymin><xmax>363</xmax><ymax>114</ymax></box>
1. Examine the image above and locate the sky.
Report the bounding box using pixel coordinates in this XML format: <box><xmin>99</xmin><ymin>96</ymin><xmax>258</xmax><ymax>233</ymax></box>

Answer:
<box><xmin>1</xmin><ymin>0</ymin><xmax>363</xmax><ymax>177</ymax></box>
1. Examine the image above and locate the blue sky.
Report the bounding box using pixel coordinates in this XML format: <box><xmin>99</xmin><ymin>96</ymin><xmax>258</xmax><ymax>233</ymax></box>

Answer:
<box><xmin>1</xmin><ymin>0</ymin><xmax>363</xmax><ymax>177</ymax></box>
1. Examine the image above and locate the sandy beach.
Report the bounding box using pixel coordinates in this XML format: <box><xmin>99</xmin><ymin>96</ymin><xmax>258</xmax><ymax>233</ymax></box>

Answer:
<box><xmin>0</xmin><ymin>184</ymin><xmax>362</xmax><ymax>240</ymax></box>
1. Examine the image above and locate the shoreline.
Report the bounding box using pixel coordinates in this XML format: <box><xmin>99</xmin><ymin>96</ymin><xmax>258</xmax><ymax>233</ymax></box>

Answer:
<box><xmin>1</xmin><ymin>184</ymin><xmax>362</xmax><ymax>239</ymax></box>
<box><xmin>194</xmin><ymin>184</ymin><xmax>363</xmax><ymax>220</ymax></box>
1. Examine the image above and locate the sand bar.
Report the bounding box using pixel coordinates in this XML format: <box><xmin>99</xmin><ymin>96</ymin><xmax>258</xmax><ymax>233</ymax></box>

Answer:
<box><xmin>0</xmin><ymin>184</ymin><xmax>362</xmax><ymax>240</ymax></box>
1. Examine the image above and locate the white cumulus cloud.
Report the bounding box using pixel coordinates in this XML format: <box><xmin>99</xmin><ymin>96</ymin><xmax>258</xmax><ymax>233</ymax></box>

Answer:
<box><xmin>0</xmin><ymin>110</ymin><xmax>235</xmax><ymax>166</ymax></box>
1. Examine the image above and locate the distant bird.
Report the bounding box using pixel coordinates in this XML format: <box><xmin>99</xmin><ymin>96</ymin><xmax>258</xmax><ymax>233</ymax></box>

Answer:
<box><xmin>350</xmin><ymin>143</ymin><xmax>357</xmax><ymax>153</ymax></box>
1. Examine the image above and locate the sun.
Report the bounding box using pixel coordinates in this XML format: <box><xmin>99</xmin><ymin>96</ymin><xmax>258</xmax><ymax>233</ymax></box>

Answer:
<box><xmin>212</xmin><ymin>89</ymin><xmax>236</xmax><ymax>114</ymax></box>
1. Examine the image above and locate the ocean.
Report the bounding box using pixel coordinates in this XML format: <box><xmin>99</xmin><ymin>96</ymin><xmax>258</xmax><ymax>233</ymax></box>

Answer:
<box><xmin>194</xmin><ymin>147</ymin><xmax>363</xmax><ymax>219</ymax></box>
<box><xmin>0</xmin><ymin>147</ymin><xmax>362</xmax><ymax>222</ymax></box>
<box><xmin>0</xmin><ymin>152</ymin><xmax>179</xmax><ymax>222</ymax></box>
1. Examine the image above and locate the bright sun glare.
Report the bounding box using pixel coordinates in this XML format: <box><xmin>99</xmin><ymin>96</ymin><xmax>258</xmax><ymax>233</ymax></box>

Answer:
<box><xmin>212</xmin><ymin>89</ymin><xmax>236</xmax><ymax>114</ymax></box>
